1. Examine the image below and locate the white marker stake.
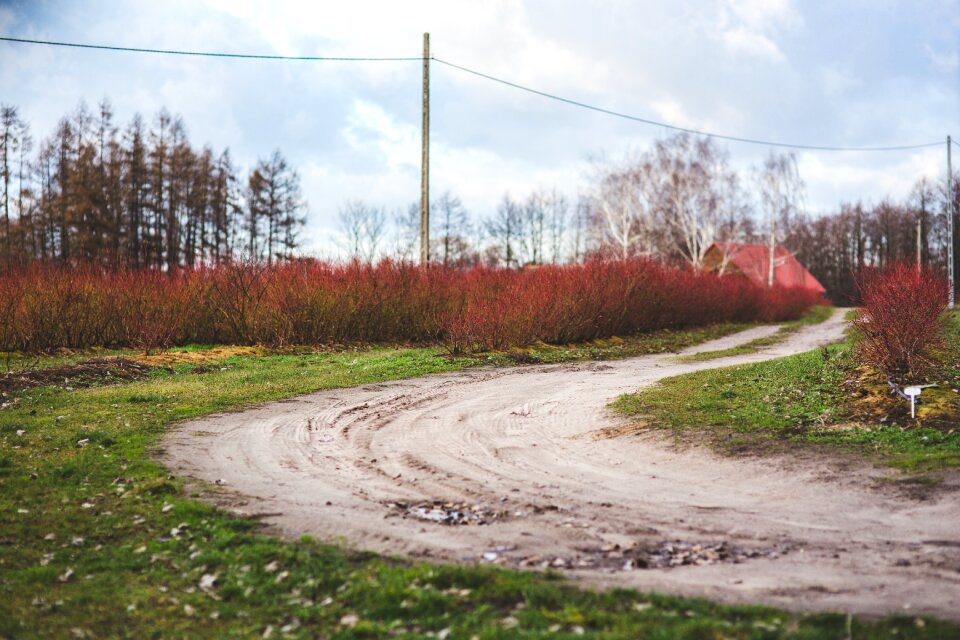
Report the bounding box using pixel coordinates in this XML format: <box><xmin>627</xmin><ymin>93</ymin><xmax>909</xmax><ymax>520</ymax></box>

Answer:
<box><xmin>904</xmin><ymin>387</ymin><xmax>922</xmax><ymax>419</ymax></box>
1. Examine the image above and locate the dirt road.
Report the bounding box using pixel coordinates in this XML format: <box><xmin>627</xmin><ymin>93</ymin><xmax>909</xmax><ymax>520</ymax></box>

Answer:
<box><xmin>163</xmin><ymin>308</ymin><xmax>960</xmax><ymax>620</ymax></box>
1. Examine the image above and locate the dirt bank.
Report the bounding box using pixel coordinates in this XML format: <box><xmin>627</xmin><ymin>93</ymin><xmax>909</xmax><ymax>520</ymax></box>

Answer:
<box><xmin>162</xmin><ymin>309</ymin><xmax>960</xmax><ymax>620</ymax></box>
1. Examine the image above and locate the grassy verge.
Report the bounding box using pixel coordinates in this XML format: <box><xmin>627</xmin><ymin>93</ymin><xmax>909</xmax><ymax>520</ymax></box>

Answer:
<box><xmin>482</xmin><ymin>321</ymin><xmax>751</xmax><ymax>365</ymax></box>
<box><xmin>675</xmin><ymin>305</ymin><xmax>835</xmax><ymax>362</ymax></box>
<box><xmin>2</xmin><ymin>329</ymin><xmax>958</xmax><ymax>637</ymax></box>
<box><xmin>0</xmin><ymin>322</ymin><xmax>752</xmax><ymax>376</ymax></box>
<box><xmin>613</xmin><ymin>313</ymin><xmax>960</xmax><ymax>474</ymax></box>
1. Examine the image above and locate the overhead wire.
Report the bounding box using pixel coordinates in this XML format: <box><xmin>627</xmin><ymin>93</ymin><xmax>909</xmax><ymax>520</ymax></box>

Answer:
<box><xmin>431</xmin><ymin>57</ymin><xmax>944</xmax><ymax>152</ymax></box>
<box><xmin>0</xmin><ymin>35</ymin><xmax>951</xmax><ymax>152</ymax></box>
<box><xmin>0</xmin><ymin>36</ymin><xmax>422</xmax><ymax>61</ymax></box>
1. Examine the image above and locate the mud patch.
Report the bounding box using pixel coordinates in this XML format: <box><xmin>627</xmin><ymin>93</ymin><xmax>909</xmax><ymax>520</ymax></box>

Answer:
<box><xmin>584</xmin><ymin>420</ymin><xmax>651</xmax><ymax>440</ymax></box>
<box><xmin>387</xmin><ymin>500</ymin><xmax>509</xmax><ymax>525</ymax></box>
<box><xmin>0</xmin><ymin>357</ymin><xmax>159</xmax><ymax>394</ymax></box>
<box><xmin>490</xmin><ymin>540</ymin><xmax>791</xmax><ymax>571</ymax></box>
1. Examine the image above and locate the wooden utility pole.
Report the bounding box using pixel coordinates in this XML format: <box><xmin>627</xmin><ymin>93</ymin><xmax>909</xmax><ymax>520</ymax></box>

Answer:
<box><xmin>949</xmin><ymin>135</ymin><xmax>955</xmax><ymax>308</ymax></box>
<box><xmin>420</xmin><ymin>33</ymin><xmax>430</xmax><ymax>267</ymax></box>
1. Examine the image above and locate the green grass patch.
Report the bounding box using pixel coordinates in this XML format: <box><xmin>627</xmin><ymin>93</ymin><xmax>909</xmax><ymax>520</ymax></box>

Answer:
<box><xmin>2</xmin><ymin>327</ymin><xmax>957</xmax><ymax>637</ymax></box>
<box><xmin>483</xmin><ymin>322</ymin><xmax>752</xmax><ymax>366</ymax></box>
<box><xmin>676</xmin><ymin>305</ymin><xmax>835</xmax><ymax>362</ymax></box>
<box><xmin>614</xmin><ymin>311</ymin><xmax>960</xmax><ymax>474</ymax></box>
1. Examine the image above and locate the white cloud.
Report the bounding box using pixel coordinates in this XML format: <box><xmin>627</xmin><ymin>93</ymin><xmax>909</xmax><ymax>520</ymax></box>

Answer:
<box><xmin>649</xmin><ymin>97</ymin><xmax>730</xmax><ymax>133</ymax></box>
<box><xmin>342</xmin><ymin>100</ymin><xmax>420</xmax><ymax>172</ymax></box>
<box><xmin>300</xmin><ymin>97</ymin><xmax>587</xmax><ymax>255</ymax></box>
<box><xmin>924</xmin><ymin>44</ymin><xmax>959</xmax><ymax>72</ymax></box>
<box><xmin>798</xmin><ymin>148</ymin><xmax>944</xmax><ymax>212</ymax></box>
<box><xmin>716</xmin><ymin>0</ymin><xmax>801</xmax><ymax>61</ymax></box>
<box><xmin>721</xmin><ymin>28</ymin><xmax>784</xmax><ymax>61</ymax></box>
<box><xmin>203</xmin><ymin>0</ymin><xmax>611</xmax><ymax>94</ymax></box>
<box><xmin>817</xmin><ymin>65</ymin><xmax>863</xmax><ymax>97</ymax></box>
<box><xmin>1</xmin><ymin>0</ymin><xmax>952</xmax><ymax>255</ymax></box>
<box><xmin>723</xmin><ymin>0</ymin><xmax>801</xmax><ymax>31</ymax></box>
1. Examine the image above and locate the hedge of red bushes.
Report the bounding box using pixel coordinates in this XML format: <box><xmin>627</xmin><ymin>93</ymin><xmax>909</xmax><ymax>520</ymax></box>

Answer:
<box><xmin>852</xmin><ymin>262</ymin><xmax>949</xmax><ymax>377</ymax></box>
<box><xmin>0</xmin><ymin>259</ymin><xmax>824</xmax><ymax>354</ymax></box>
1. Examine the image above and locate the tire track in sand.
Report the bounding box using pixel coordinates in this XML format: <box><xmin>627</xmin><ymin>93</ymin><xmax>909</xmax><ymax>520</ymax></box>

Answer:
<box><xmin>162</xmin><ymin>309</ymin><xmax>960</xmax><ymax>620</ymax></box>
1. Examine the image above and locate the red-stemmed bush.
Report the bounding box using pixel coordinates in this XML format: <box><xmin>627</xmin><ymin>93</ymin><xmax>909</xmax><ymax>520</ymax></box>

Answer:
<box><xmin>852</xmin><ymin>262</ymin><xmax>949</xmax><ymax>377</ymax></box>
<box><xmin>0</xmin><ymin>258</ymin><xmax>823</xmax><ymax>354</ymax></box>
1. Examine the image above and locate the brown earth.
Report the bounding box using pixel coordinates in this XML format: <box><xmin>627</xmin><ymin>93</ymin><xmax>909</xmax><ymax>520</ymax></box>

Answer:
<box><xmin>162</xmin><ymin>309</ymin><xmax>960</xmax><ymax>621</ymax></box>
<box><xmin>0</xmin><ymin>357</ymin><xmax>156</xmax><ymax>394</ymax></box>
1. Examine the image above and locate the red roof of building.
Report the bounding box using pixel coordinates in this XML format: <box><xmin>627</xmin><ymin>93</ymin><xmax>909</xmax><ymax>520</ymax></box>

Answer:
<box><xmin>711</xmin><ymin>243</ymin><xmax>826</xmax><ymax>294</ymax></box>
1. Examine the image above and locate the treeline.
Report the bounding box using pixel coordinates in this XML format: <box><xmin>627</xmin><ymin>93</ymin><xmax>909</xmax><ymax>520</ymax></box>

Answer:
<box><xmin>343</xmin><ymin>134</ymin><xmax>959</xmax><ymax>303</ymax></box>
<box><xmin>779</xmin><ymin>182</ymin><xmax>958</xmax><ymax>302</ymax></box>
<box><xmin>4</xmin><ymin>99</ymin><xmax>957</xmax><ymax>305</ymax></box>
<box><xmin>340</xmin><ymin>136</ymin><xmax>803</xmax><ymax>271</ymax></box>
<box><xmin>0</xmin><ymin>101</ymin><xmax>305</xmax><ymax>270</ymax></box>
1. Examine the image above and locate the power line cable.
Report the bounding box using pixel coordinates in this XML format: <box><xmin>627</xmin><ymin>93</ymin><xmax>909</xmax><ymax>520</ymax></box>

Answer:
<box><xmin>1</xmin><ymin>35</ymin><xmax>947</xmax><ymax>152</ymax></box>
<box><xmin>0</xmin><ymin>36</ymin><xmax>423</xmax><ymax>61</ymax></box>
<box><xmin>432</xmin><ymin>57</ymin><xmax>943</xmax><ymax>152</ymax></box>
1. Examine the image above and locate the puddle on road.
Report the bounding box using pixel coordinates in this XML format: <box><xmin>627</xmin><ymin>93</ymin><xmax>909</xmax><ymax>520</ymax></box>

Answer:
<box><xmin>386</xmin><ymin>500</ymin><xmax>509</xmax><ymax>525</ymax></box>
<box><xmin>477</xmin><ymin>540</ymin><xmax>792</xmax><ymax>571</ymax></box>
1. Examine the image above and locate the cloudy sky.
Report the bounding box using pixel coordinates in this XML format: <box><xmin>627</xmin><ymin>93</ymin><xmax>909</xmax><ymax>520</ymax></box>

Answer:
<box><xmin>1</xmin><ymin>0</ymin><xmax>957</xmax><ymax>256</ymax></box>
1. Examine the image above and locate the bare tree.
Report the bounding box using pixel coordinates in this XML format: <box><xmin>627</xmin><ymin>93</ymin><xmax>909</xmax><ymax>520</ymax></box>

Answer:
<box><xmin>521</xmin><ymin>191</ymin><xmax>546</xmax><ymax>264</ymax></box>
<box><xmin>570</xmin><ymin>195</ymin><xmax>591</xmax><ymax>263</ymax></box>
<box><xmin>485</xmin><ymin>195</ymin><xmax>523</xmax><ymax>267</ymax></box>
<box><xmin>589</xmin><ymin>152</ymin><xmax>659</xmax><ymax>258</ymax></box>
<box><xmin>655</xmin><ymin>134</ymin><xmax>741</xmax><ymax>271</ymax></box>
<box><xmin>756</xmin><ymin>152</ymin><xmax>805</xmax><ymax>286</ymax></box>
<box><xmin>391</xmin><ymin>202</ymin><xmax>420</xmax><ymax>261</ymax></box>
<box><xmin>544</xmin><ymin>188</ymin><xmax>569</xmax><ymax>263</ymax></box>
<box><xmin>338</xmin><ymin>199</ymin><xmax>386</xmax><ymax>262</ymax></box>
<box><xmin>246</xmin><ymin>150</ymin><xmax>305</xmax><ymax>263</ymax></box>
<box><xmin>1</xmin><ymin>105</ymin><xmax>23</xmax><ymax>266</ymax></box>
<box><xmin>433</xmin><ymin>191</ymin><xmax>472</xmax><ymax>266</ymax></box>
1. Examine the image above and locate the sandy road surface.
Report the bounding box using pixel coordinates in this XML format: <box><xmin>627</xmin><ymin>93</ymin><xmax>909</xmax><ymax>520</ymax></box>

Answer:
<box><xmin>163</xmin><ymin>309</ymin><xmax>960</xmax><ymax>620</ymax></box>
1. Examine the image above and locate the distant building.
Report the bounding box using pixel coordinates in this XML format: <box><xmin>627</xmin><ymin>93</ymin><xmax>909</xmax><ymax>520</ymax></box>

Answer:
<box><xmin>702</xmin><ymin>242</ymin><xmax>826</xmax><ymax>295</ymax></box>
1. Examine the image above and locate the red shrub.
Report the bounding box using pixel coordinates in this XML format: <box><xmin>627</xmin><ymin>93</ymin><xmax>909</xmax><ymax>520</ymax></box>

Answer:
<box><xmin>115</xmin><ymin>269</ymin><xmax>196</xmax><ymax>354</ymax></box>
<box><xmin>852</xmin><ymin>262</ymin><xmax>949</xmax><ymax>377</ymax></box>
<box><xmin>1</xmin><ymin>258</ymin><xmax>821</xmax><ymax>354</ymax></box>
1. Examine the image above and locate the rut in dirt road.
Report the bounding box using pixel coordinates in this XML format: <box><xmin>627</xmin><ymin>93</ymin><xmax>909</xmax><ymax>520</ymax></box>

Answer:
<box><xmin>163</xmin><ymin>308</ymin><xmax>960</xmax><ymax>621</ymax></box>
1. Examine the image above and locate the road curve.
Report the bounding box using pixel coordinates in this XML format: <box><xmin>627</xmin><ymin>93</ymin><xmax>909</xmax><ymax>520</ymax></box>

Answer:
<box><xmin>162</xmin><ymin>309</ymin><xmax>960</xmax><ymax>620</ymax></box>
